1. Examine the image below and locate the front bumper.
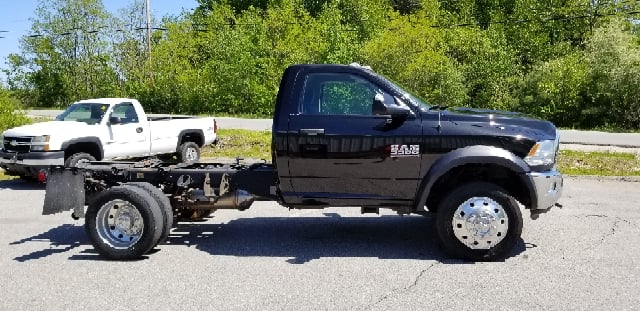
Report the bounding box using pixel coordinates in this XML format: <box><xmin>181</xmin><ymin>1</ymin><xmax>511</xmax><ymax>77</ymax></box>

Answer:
<box><xmin>528</xmin><ymin>169</ymin><xmax>563</xmax><ymax>210</ymax></box>
<box><xmin>0</xmin><ymin>150</ymin><xmax>65</xmax><ymax>167</ymax></box>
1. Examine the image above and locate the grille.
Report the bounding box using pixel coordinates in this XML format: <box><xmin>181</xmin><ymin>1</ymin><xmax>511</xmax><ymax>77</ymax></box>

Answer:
<box><xmin>3</xmin><ymin>136</ymin><xmax>32</xmax><ymax>153</ymax></box>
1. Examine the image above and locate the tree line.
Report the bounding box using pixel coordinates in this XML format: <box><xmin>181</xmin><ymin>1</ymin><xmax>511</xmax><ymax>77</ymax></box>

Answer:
<box><xmin>2</xmin><ymin>0</ymin><xmax>640</xmax><ymax>130</ymax></box>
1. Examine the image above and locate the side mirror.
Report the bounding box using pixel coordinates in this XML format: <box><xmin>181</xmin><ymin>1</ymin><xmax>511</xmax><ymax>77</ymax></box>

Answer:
<box><xmin>109</xmin><ymin>116</ymin><xmax>121</xmax><ymax>125</ymax></box>
<box><xmin>372</xmin><ymin>93</ymin><xmax>411</xmax><ymax>119</ymax></box>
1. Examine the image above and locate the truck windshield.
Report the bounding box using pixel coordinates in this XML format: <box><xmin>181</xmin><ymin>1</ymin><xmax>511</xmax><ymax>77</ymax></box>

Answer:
<box><xmin>56</xmin><ymin>103</ymin><xmax>109</xmax><ymax>125</ymax></box>
<box><xmin>370</xmin><ymin>72</ymin><xmax>431</xmax><ymax>111</ymax></box>
<box><xmin>401</xmin><ymin>90</ymin><xmax>431</xmax><ymax>112</ymax></box>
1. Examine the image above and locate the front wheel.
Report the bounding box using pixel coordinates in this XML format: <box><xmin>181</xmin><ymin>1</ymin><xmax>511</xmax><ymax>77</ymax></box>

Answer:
<box><xmin>435</xmin><ymin>182</ymin><xmax>523</xmax><ymax>261</ymax></box>
<box><xmin>85</xmin><ymin>186</ymin><xmax>164</xmax><ymax>260</ymax></box>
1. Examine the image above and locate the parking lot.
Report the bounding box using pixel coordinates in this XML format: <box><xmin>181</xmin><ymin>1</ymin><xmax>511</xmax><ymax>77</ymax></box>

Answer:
<box><xmin>0</xmin><ymin>176</ymin><xmax>639</xmax><ymax>310</ymax></box>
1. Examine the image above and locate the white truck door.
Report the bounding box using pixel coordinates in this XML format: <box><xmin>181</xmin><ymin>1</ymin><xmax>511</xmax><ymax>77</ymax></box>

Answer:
<box><xmin>104</xmin><ymin>102</ymin><xmax>149</xmax><ymax>158</ymax></box>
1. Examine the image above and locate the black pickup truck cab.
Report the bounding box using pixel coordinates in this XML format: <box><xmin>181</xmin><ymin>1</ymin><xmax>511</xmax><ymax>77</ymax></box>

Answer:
<box><xmin>43</xmin><ymin>63</ymin><xmax>563</xmax><ymax>261</ymax></box>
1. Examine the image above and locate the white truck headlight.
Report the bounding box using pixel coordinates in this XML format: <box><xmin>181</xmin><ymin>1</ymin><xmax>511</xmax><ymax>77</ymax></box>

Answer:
<box><xmin>524</xmin><ymin>138</ymin><xmax>558</xmax><ymax>166</ymax></box>
<box><xmin>30</xmin><ymin>135</ymin><xmax>50</xmax><ymax>151</ymax></box>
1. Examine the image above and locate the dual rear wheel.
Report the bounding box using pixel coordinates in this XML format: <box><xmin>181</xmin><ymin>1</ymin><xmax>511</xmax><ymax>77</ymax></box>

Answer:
<box><xmin>85</xmin><ymin>183</ymin><xmax>173</xmax><ymax>260</ymax></box>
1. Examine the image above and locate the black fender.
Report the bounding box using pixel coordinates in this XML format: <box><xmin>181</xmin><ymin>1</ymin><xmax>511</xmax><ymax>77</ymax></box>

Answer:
<box><xmin>60</xmin><ymin>137</ymin><xmax>104</xmax><ymax>160</ymax></box>
<box><xmin>176</xmin><ymin>129</ymin><xmax>205</xmax><ymax>149</ymax></box>
<box><xmin>414</xmin><ymin>145</ymin><xmax>536</xmax><ymax>211</ymax></box>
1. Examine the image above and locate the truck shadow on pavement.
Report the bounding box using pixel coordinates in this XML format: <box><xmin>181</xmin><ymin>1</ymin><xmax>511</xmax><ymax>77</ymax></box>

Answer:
<box><xmin>0</xmin><ymin>179</ymin><xmax>45</xmax><ymax>190</ymax></box>
<box><xmin>165</xmin><ymin>214</ymin><xmax>528</xmax><ymax>264</ymax></box>
<box><xmin>10</xmin><ymin>224</ymin><xmax>88</xmax><ymax>262</ymax></box>
<box><xmin>11</xmin><ymin>214</ymin><xmax>529</xmax><ymax>263</ymax></box>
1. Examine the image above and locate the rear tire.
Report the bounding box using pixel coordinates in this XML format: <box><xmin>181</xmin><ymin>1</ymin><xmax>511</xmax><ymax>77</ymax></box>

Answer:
<box><xmin>435</xmin><ymin>182</ymin><xmax>523</xmax><ymax>261</ymax></box>
<box><xmin>177</xmin><ymin>142</ymin><xmax>200</xmax><ymax>162</ymax></box>
<box><xmin>157</xmin><ymin>154</ymin><xmax>176</xmax><ymax>163</ymax></box>
<box><xmin>85</xmin><ymin>186</ymin><xmax>163</xmax><ymax>260</ymax></box>
<box><xmin>64</xmin><ymin>152</ymin><xmax>96</xmax><ymax>167</ymax></box>
<box><xmin>125</xmin><ymin>182</ymin><xmax>174</xmax><ymax>247</ymax></box>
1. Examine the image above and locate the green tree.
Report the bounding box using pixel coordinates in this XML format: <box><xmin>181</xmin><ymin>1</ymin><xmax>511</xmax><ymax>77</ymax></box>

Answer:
<box><xmin>363</xmin><ymin>11</ymin><xmax>468</xmax><ymax>107</ymax></box>
<box><xmin>444</xmin><ymin>27</ymin><xmax>521</xmax><ymax>110</ymax></box>
<box><xmin>7</xmin><ymin>0</ymin><xmax>117</xmax><ymax>107</ymax></box>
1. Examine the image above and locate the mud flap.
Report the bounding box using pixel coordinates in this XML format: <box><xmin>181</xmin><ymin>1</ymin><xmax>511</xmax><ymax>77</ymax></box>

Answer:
<box><xmin>43</xmin><ymin>167</ymin><xmax>85</xmax><ymax>216</ymax></box>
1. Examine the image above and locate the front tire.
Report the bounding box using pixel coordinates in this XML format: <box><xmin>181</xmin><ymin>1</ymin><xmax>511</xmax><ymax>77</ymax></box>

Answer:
<box><xmin>85</xmin><ymin>186</ymin><xmax>164</xmax><ymax>260</ymax></box>
<box><xmin>177</xmin><ymin>142</ymin><xmax>200</xmax><ymax>162</ymax></box>
<box><xmin>435</xmin><ymin>182</ymin><xmax>523</xmax><ymax>261</ymax></box>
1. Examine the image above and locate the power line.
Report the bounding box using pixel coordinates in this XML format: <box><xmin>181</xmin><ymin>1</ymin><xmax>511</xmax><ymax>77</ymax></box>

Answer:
<box><xmin>14</xmin><ymin>5</ymin><xmax>640</xmax><ymax>38</ymax></box>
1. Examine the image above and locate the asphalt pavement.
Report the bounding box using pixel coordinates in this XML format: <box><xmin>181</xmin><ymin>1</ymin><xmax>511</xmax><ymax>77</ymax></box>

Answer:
<box><xmin>1</xmin><ymin>176</ymin><xmax>639</xmax><ymax>310</ymax></box>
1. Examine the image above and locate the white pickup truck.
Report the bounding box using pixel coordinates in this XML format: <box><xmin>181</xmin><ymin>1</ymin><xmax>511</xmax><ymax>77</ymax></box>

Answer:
<box><xmin>0</xmin><ymin>98</ymin><xmax>217</xmax><ymax>179</ymax></box>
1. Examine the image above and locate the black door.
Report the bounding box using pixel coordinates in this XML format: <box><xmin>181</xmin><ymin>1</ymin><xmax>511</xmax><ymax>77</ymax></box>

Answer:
<box><xmin>286</xmin><ymin>71</ymin><xmax>423</xmax><ymax>207</ymax></box>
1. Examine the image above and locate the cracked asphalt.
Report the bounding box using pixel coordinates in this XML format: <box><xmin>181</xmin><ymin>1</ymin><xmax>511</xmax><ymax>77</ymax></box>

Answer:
<box><xmin>1</xmin><ymin>177</ymin><xmax>639</xmax><ymax>310</ymax></box>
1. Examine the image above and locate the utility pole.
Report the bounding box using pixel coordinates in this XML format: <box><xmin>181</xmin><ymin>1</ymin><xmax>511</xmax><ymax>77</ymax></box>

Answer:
<box><xmin>145</xmin><ymin>0</ymin><xmax>153</xmax><ymax>84</ymax></box>
<box><xmin>145</xmin><ymin>0</ymin><xmax>151</xmax><ymax>56</ymax></box>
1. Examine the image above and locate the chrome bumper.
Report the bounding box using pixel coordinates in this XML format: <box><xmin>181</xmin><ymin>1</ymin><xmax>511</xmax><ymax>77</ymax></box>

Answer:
<box><xmin>0</xmin><ymin>150</ymin><xmax>65</xmax><ymax>166</ymax></box>
<box><xmin>528</xmin><ymin>169</ymin><xmax>563</xmax><ymax>210</ymax></box>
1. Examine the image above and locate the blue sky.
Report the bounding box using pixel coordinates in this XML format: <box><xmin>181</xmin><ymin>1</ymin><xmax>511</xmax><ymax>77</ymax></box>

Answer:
<box><xmin>0</xmin><ymin>0</ymin><xmax>198</xmax><ymax>83</ymax></box>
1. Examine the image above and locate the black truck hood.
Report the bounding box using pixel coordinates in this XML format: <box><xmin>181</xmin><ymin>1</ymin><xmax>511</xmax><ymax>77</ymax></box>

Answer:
<box><xmin>418</xmin><ymin>107</ymin><xmax>558</xmax><ymax>158</ymax></box>
<box><xmin>426</xmin><ymin>107</ymin><xmax>557</xmax><ymax>141</ymax></box>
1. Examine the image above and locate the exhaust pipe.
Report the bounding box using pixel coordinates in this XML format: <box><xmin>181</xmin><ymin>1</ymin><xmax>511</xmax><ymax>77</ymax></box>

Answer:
<box><xmin>215</xmin><ymin>190</ymin><xmax>255</xmax><ymax>211</ymax></box>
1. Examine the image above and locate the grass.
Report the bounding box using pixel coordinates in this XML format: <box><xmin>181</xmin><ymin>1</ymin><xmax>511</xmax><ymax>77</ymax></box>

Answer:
<box><xmin>0</xmin><ymin>170</ymin><xmax>17</xmax><ymax>181</ymax></box>
<box><xmin>30</xmin><ymin>116</ymin><xmax>54</xmax><ymax>123</ymax></box>
<box><xmin>557</xmin><ymin>150</ymin><xmax>640</xmax><ymax>176</ymax></box>
<box><xmin>559</xmin><ymin>126</ymin><xmax>640</xmax><ymax>133</ymax></box>
<box><xmin>204</xmin><ymin>129</ymin><xmax>640</xmax><ymax>176</ymax></box>
<box><xmin>202</xmin><ymin>129</ymin><xmax>272</xmax><ymax>160</ymax></box>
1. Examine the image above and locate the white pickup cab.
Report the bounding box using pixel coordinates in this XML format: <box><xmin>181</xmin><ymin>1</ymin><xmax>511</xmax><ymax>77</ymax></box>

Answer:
<box><xmin>0</xmin><ymin>98</ymin><xmax>217</xmax><ymax>178</ymax></box>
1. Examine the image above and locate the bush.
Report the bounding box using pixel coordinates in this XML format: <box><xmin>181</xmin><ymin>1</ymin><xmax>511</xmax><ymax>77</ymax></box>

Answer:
<box><xmin>517</xmin><ymin>53</ymin><xmax>589</xmax><ymax>127</ymax></box>
<box><xmin>518</xmin><ymin>19</ymin><xmax>640</xmax><ymax>130</ymax></box>
<box><xmin>0</xmin><ymin>89</ymin><xmax>31</xmax><ymax>132</ymax></box>
<box><xmin>584</xmin><ymin>20</ymin><xmax>640</xmax><ymax>129</ymax></box>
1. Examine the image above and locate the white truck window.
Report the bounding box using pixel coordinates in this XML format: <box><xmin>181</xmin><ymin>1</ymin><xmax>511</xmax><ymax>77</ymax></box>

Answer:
<box><xmin>56</xmin><ymin>103</ymin><xmax>109</xmax><ymax>124</ymax></box>
<box><xmin>112</xmin><ymin>103</ymin><xmax>139</xmax><ymax>124</ymax></box>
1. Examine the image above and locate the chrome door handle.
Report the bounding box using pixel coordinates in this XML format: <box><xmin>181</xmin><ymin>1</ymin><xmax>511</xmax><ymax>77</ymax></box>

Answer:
<box><xmin>299</xmin><ymin>128</ymin><xmax>324</xmax><ymax>135</ymax></box>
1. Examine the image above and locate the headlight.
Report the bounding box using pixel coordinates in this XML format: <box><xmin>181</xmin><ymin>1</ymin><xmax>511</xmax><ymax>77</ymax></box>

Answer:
<box><xmin>30</xmin><ymin>135</ymin><xmax>50</xmax><ymax>151</ymax></box>
<box><xmin>524</xmin><ymin>138</ymin><xmax>558</xmax><ymax>166</ymax></box>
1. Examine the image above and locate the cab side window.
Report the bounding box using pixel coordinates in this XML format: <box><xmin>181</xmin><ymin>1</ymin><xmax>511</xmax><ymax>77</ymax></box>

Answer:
<box><xmin>112</xmin><ymin>103</ymin><xmax>139</xmax><ymax>124</ymax></box>
<box><xmin>300</xmin><ymin>73</ymin><xmax>390</xmax><ymax>115</ymax></box>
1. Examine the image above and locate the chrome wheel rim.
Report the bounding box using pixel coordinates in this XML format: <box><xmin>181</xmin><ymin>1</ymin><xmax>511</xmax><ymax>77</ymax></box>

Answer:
<box><xmin>452</xmin><ymin>197</ymin><xmax>509</xmax><ymax>250</ymax></box>
<box><xmin>75</xmin><ymin>158</ymin><xmax>91</xmax><ymax>167</ymax></box>
<box><xmin>185</xmin><ymin>147</ymin><xmax>198</xmax><ymax>161</ymax></box>
<box><xmin>96</xmin><ymin>199</ymin><xmax>144</xmax><ymax>249</ymax></box>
